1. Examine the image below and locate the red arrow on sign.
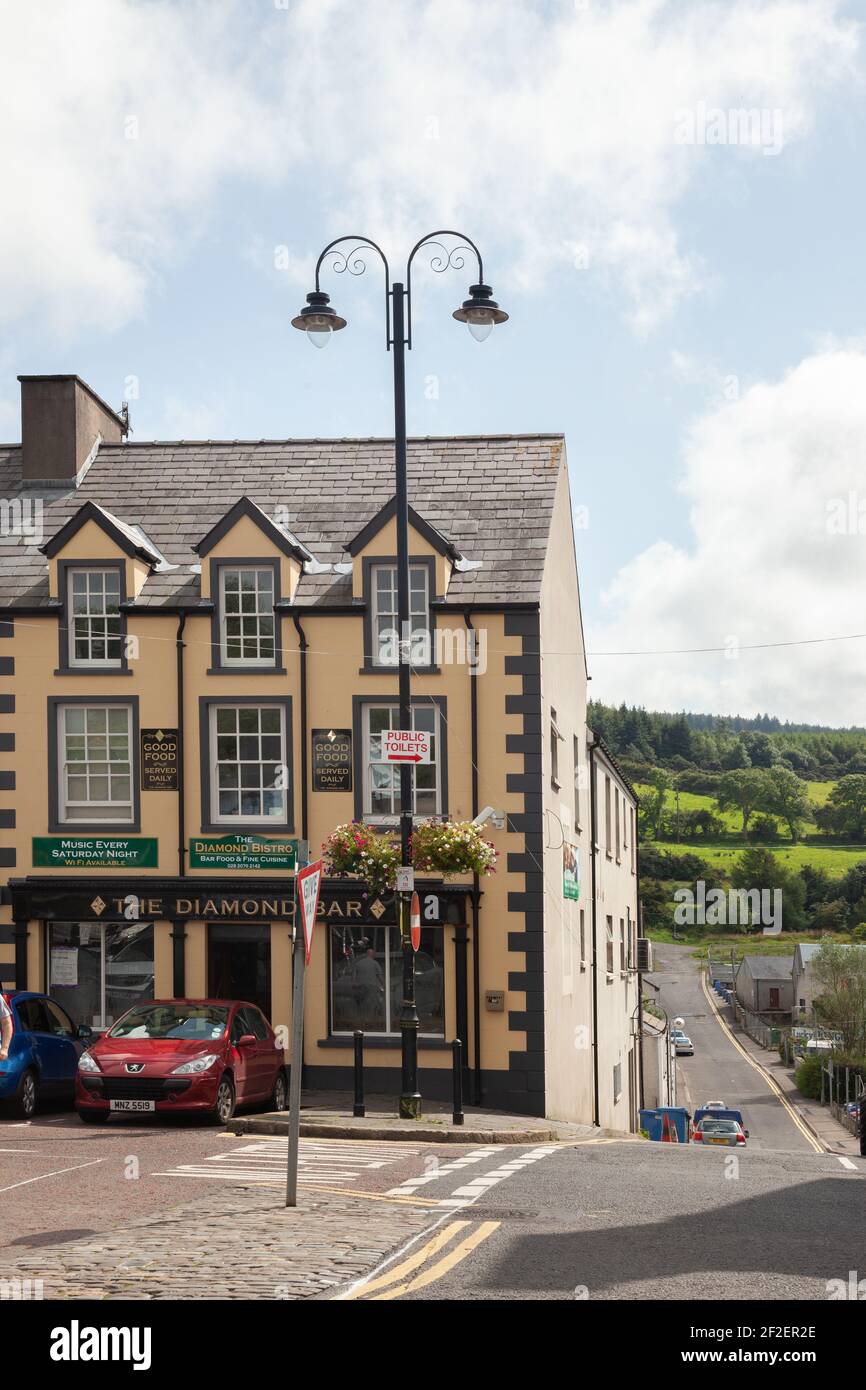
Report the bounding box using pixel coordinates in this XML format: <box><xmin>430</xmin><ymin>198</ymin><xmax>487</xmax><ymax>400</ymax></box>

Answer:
<box><xmin>389</xmin><ymin>753</ymin><xmax>423</xmax><ymax>763</ymax></box>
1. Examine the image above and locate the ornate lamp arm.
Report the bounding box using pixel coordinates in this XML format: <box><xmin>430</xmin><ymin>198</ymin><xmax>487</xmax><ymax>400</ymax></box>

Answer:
<box><xmin>405</xmin><ymin>231</ymin><xmax>485</xmax><ymax>349</ymax></box>
<box><xmin>314</xmin><ymin>236</ymin><xmax>392</xmax><ymax>349</ymax></box>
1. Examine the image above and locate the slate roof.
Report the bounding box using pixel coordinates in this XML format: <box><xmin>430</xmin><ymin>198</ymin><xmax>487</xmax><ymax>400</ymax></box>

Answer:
<box><xmin>0</xmin><ymin>435</ymin><xmax>564</xmax><ymax>610</ymax></box>
<box><xmin>739</xmin><ymin>955</ymin><xmax>793</xmax><ymax>981</ymax></box>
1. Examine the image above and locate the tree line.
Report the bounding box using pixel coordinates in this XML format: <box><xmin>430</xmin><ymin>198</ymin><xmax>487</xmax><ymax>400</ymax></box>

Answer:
<box><xmin>589</xmin><ymin>700</ymin><xmax>866</xmax><ymax>781</ymax></box>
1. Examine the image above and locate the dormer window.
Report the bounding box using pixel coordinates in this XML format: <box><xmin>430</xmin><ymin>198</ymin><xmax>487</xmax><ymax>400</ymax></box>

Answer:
<box><xmin>370</xmin><ymin>562</ymin><xmax>431</xmax><ymax>667</ymax></box>
<box><xmin>208</xmin><ymin>558</ymin><xmax>283</xmax><ymax>674</ymax></box>
<box><xmin>220</xmin><ymin>566</ymin><xmax>276</xmax><ymax>666</ymax></box>
<box><xmin>62</xmin><ymin>563</ymin><xmax>126</xmax><ymax>670</ymax></box>
<box><xmin>70</xmin><ymin>567</ymin><xmax>122</xmax><ymax>665</ymax></box>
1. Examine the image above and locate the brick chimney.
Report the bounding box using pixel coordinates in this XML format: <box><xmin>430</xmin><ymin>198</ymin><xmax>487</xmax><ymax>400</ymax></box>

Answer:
<box><xmin>18</xmin><ymin>375</ymin><xmax>125</xmax><ymax>485</ymax></box>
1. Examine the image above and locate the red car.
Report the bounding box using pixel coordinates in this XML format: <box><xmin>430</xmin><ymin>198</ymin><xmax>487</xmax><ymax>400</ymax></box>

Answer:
<box><xmin>75</xmin><ymin>999</ymin><xmax>287</xmax><ymax>1125</ymax></box>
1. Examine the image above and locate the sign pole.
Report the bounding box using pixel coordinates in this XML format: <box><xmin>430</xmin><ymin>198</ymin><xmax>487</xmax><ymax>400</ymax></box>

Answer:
<box><xmin>285</xmin><ymin>839</ymin><xmax>307</xmax><ymax>1208</ymax></box>
<box><xmin>286</xmin><ymin>846</ymin><xmax>323</xmax><ymax>1208</ymax></box>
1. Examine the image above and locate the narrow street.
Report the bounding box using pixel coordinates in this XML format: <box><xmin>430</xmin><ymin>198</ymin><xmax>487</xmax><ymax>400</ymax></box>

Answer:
<box><xmin>339</xmin><ymin>946</ymin><xmax>866</xmax><ymax>1301</ymax></box>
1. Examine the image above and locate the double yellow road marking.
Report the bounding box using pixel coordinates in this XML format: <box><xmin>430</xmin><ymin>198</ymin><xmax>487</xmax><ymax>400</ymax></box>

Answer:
<box><xmin>340</xmin><ymin>1219</ymin><xmax>500</xmax><ymax>1300</ymax></box>
<box><xmin>701</xmin><ymin>970</ymin><xmax>825</xmax><ymax>1154</ymax></box>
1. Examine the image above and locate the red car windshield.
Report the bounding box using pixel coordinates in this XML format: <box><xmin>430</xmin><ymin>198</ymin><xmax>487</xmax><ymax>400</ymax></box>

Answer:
<box><xmin>107</xmin><ymin>1004</ymin><xmax>228</xmax><ymax>1041</ymax></box>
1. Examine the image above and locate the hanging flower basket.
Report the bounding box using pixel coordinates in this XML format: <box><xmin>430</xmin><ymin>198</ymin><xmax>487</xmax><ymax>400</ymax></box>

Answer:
<box><xmin>410</xmin><ymin>819</ymin><xmax>498</xmax><ymax>878</ymax></box>
<box><xmin>322</xmin><ymin>822</ymin><xmax>401</xmax><ymax>892</ymax></box>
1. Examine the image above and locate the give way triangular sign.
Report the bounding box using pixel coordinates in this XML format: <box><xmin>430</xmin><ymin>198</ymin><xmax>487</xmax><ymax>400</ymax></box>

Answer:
<box><xmin>297</xmin><ymin>859</ymin><xmax>323</xmax><ymax>965</ymax></box>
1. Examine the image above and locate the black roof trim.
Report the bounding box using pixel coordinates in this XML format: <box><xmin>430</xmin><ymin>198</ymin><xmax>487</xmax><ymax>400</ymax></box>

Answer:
<box><xmin>345</xmin><ymin>498</ymin><xmax>461</xmax><ymax>560</ymax></box>
<box><xmin>40</xmin><ymin>500</ymin><xmax>160</xmax><ymax>564</ymax></box>
<box><xmin>193</xmin><ymin>495</ymin><xmax>312</xmax><ymax>562</ymax></box>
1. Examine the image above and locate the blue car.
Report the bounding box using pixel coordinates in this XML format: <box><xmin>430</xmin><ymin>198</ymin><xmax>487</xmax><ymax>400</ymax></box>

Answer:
<box><xmin>0</xmin><ymin>992</ymin><xmax>95</xmax><ymax>1118</ymax></box>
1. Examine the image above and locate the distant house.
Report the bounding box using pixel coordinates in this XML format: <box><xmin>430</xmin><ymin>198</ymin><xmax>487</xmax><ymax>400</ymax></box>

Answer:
<box><xmin>793</xmin><ymin>942</ymin><xmax>866</xmax><ymax>1020</ymax></box>
<box><xmin>792</xmin><ymin>943</ymin><xmax>821</xmax><ymax>1019</ymax></box>
<box><xmin>734</xmin><ymin>956</ymin><xmax>794</xmax><ymax>1018</ymax></box>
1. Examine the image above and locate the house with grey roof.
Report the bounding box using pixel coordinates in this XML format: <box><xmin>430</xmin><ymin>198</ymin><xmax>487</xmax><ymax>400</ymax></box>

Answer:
<box><xmin>0</xmin><ymin>372</ymin><xmax>640</xmax><ymax>1130</ymax></box>
<box><xmin>735</xmin><ymin>955</ymin><xmax>794</xmax><ymax>1018</ymax></box>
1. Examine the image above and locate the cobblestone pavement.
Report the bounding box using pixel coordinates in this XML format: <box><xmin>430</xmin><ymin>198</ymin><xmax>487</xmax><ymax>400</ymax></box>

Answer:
<box><xmin>0</xmin><ymin>1184</ymin><xmax>440</xmax><ymax>1300</ymax></box>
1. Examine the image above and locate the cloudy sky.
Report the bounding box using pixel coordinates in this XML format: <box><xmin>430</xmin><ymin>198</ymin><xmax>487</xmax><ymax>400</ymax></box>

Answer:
<box><xmin>1</xmin><ymin>0</ymin><xmax>865</xmax><ymax>724</ymax></box>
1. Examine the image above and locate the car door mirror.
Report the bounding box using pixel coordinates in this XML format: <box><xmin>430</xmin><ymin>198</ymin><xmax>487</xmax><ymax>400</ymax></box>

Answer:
<box><xmin>744</xmin><ymin>1130</ymin><xmax>750</xmax><ymax>1138</ymax></box>
<box><xmin>237</xmin><ymin>1033</ymin><xmax>256</xmax><ymax>1048</ymax></box>
<box><xmin>77</xmin><ymin>1025</ymin><xmax>94</xmax><ymax>1042</ymax></box>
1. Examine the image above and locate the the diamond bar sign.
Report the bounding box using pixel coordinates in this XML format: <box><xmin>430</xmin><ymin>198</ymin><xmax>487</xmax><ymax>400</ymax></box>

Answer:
<box><xmin>297</xmin><ymin>859</ymin><xmax>323</xmax><ymax>965</ymax></box>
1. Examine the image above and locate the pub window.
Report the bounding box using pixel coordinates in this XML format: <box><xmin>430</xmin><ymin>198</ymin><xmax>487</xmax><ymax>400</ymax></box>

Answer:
<box><xmin>68</xmin><ymin>567</ymin><xmax>123</xmax><ymax>667</ymax></box>
<box><xmin>370</xmin><ymin>563</ymin><xmax>430</xmax><ymax>667</ymax></box>
<box><xmin>57</xmin><ymin>703</ymin><xmax>134</xmax><ymax>824</ymax></box>
<box><xmin>219</xmin><ymin>566</ymin><xmax>276</xmax><ymax>666</ymax></box>
<box><xmin>48</xmin><ymin>921</ymin><xmax>154</xmax><ymax>1030</ymax></box>
<box><xmin>329</xmin><ymin>925</ymin><xmax>444</xmax><ymax>1037</ymax></box>
<box><xmin>209</xmin><ymin>703</ymin><xmax>287</xmax><ymax>823</ymax></box>
<box><xmin>362</xmin><ymin>702</ymin><xmax>441</xmax><ymax>820</ymax></box>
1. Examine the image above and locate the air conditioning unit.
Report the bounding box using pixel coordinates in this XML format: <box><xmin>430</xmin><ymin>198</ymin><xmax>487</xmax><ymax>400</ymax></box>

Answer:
<box><xmin>633</xmin><ymin>938</ymin><xmax>653</xmax><ymax>973</ymax></box>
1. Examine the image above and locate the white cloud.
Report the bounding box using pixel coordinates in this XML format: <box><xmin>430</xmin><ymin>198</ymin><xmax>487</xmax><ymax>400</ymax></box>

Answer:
<box><xmin>0</xmin><ymin>0</ymin><xmax>858</xmax><ymax>338</ymax></box>
<box><xmin>588</xmin><ymin>347</ymin><xmax>866</xmax><ymax>725</ymax></box>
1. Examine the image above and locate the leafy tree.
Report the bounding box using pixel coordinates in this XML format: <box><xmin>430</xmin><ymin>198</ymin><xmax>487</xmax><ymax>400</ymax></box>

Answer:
<box><xmin>815</xmin><ymin>776</ymin><xmax>866</xmax><ymax>840</ymax></box>
<box><xmin>680</xmin><ymin>808</ymin><xmax>724</xmax><ymax>839</ymax></box>
<box><xmin>639</xmin><ymin>768</ymin><xmax>671</xmax><ymax>839</ymax></box>
<box><xmin>639</xmin><ymin>878</ymin><xmax>669</xmax><ymax>931</ymax></box>
<box><xmin>800</xmin><ymin>864</ymin><xmax>832</xmax><ymax>913</ymax></box>
<box><xmin>741</xmin><ymin>731</ymin><xmax>779</xmax><ymax>768</ymax></box>
<box><xmin>763</xmin><ymin>766</ymin><xmax>812</xmax><ymax>841</ymax></box>
<box><xmin>811</xmin><ymin>941</ymin><xmax>866</xmax><ymax>1054</ymax></box>
<box><xmin>719</xmin><ymin>739</ymin><xmax>751</xmax><ymax>770</ymax></box>
<box><xmin>730</xmin><ymin>847</ymin><xmax>807</xmax><ymax>931</ymax></box>
<box><xmin>716</xmin><ymin>768</ymin><xmax>771</xmax><ymax>836</ymax></box>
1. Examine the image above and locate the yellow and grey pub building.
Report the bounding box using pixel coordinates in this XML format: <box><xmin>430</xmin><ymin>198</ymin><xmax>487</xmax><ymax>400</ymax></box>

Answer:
<box><xmin>0</xmin><ymin>373</ymin><xmax>640</xmax><ymax>1129</ymax></box>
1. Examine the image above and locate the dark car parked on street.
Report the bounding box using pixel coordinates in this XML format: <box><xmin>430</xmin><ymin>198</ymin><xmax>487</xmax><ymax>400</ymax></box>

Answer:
<box><xmin>0</xmin><ymin>992</ymin><xmax>94</xmax><ymax>1117</ymax></box>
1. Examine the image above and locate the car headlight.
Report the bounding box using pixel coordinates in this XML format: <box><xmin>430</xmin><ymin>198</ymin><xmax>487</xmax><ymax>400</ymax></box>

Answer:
<box><xmin>171</xmin><ymin>1054</ymin><xmax>220</xmax><ymax>1075</ymax></box>
<box><xmin>78</xmin><ymin>1051</ymin><xmax>101</xmax><ymax>1073</ymax></box>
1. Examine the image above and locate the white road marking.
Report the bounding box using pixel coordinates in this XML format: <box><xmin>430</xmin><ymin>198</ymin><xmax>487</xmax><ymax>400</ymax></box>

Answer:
<box><xmin>0</xmin><ymin>1157</ymin><xmax>106</xmax><ymax>1193</ymax></box>
<box><xmin>153</xmin><ymin>1136</ymin><xmax>420</xmax><ymax>1189</ymax></box>
<box><xmin>838</xmin><ymin>1156</ymin><xmax>858</xmax><ymax>1171</ymax></box>
<box><xmin>335</xmin><ymin>1145</ymin><xmax>560</xmax><ymax>1299</ymax></box>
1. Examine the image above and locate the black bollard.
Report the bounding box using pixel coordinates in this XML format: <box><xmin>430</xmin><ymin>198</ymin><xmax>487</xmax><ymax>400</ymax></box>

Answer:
<box><xmin>452</xmin><ymin>1038</ymin><xmax>464</xmax><ymax>1126</ymax></box>
<box><xmin>353</xmin><ymin>1030</ymin><xmax>365</xmax><ymax>1117</ymax></box>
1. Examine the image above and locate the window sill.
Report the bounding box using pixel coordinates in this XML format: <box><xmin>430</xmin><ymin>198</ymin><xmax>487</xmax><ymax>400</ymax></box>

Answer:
<box><xmin>199</xmin><ymin>821</ymin><xmax>294</xmax><ymax>835</ymax></box>
<box><xmin>317</xmin><ymin>1034</ymin><xmax>450</xmax><ymax>1051</ymax></box>
<box><xmin>49</xmin><ymin>820</ymin><xmax>140</xmax><ymax>835</ymax></box>
<box><xmin>550</xmin><ymin>780</ymin><xmax>561</xmax><ymax>792</ymax></box>
<box><xmin>606</xmin><ymin>972</ymin><xmax>615</xmax><ymax>983</ymax></box>
<box><xmin>206</xmin><ymin>667</ymin><xmax>287</xmax><ymax>676</ymax></box>
<box><xmin>54</xmin><ymin>667</ymin><xmax>132</xmax><ymax>677</ymax></box>
<box><xmin>358</xmin><ymin>665</ymin><xmax>441</xmax><ymax>676</ymax></box>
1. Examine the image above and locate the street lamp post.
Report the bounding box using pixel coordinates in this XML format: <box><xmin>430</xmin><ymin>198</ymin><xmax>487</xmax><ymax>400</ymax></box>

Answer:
<box><xmin>292</xmin><ymin>232</ymin><xmax>507</xmax><ymax>1119</ymax></box>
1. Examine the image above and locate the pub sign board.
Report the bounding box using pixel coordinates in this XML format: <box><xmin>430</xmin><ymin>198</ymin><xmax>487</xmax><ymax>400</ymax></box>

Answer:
<box><xmin>312</xmin><ymin>728</ymin><xmax>352</xmax><ymax>792</ymax></box>
<box><xmin>32</xmin><ymin>838</ymin><xmax>159</xmax><ymax>869</ymax></box>
<box><xmin>141</xmin><ymin>728</ymin><xmax>179</xmax><ymax>791</ymax></box>
<box><xmin>188</xmin><ymin>835</ymin><xmax>298</xmax><ymax>872</ymax></box>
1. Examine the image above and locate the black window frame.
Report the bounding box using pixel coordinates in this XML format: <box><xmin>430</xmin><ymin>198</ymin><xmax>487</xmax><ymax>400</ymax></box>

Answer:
<box><xmin>208</xmin><ymin>557</ymin><xmax>285</xmax><ymax>674</ymax></box>
<box><xmin>47</xmin><ymin>694</ymin><xmax>141</xmax><ymax>833</ymax></box>
<box><xmin>198</xmin><ymin>694</ymin><xmax>294</xmax><ymax>834</ymax></box>
<box><xmin>360</xmin><ymin>554</ymin><xmax>439</xmax><ymax>674</ymax></box>
<box><xmin>56</xmin><ymin>559</ymin><xmax>132</xmax><ymax>676</ymax></box>
<box><xmin>351</xmin><ymin>694</ymin><xmax>448</xmax><ymax>823</ymax></box>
